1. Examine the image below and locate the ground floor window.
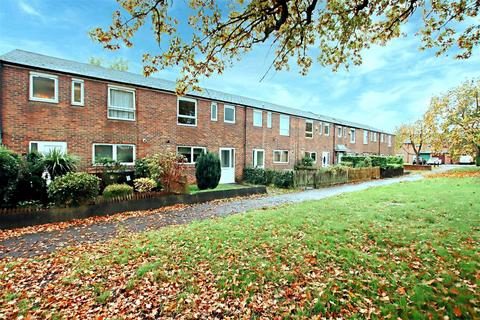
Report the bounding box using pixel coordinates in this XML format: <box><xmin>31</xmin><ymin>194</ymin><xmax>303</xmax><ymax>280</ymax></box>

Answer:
<box><xmin>29</xmin><ymin>141</ymin><xmax>67</xmax><ymax>155</ymax></box>
<box><xmin>304</xmin><ymin>151</ymin><xmax>317</xmax><ymax>163</ymax></box>
<box><xmin>177</xmin><ymin>146</ymin><xmax>206</xmax><ymax>164</ymax></box>
<box><xmin>93</xmin><ymin>144</ymin><xmax>135</xmax><ymax>165</ymax></box>
<box><xmin>252</xmin><ymin>149</ymin><xmax>265</xmax><ymax>168</ymax></box>
<box><xmin>273</xmin><ymin>150</ymin><xmax>289</xmax><ymax>163</ymax></box>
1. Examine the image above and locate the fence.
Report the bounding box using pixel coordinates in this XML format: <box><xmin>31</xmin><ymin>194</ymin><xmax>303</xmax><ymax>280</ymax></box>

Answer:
<box><xmin>294</xmin><ymin>167</ymin><xmax>381</xmax><ymax>188</ymax></box>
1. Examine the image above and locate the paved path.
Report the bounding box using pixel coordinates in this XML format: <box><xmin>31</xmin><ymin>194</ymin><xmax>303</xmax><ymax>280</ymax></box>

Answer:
<box><xmin>0</xmin><ymin>166</ymin><xmax>459</xmax><ymax>258</ymax></box>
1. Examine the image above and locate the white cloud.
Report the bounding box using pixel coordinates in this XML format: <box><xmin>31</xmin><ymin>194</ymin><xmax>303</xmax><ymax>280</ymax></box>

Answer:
<box><xmin>18</xmin><ymin>1</ymin><xmax>43</xmax><ymax>19</ymax></box>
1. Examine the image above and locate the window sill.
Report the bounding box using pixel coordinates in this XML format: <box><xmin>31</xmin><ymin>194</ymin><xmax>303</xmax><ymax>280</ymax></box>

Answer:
<box><xmin>29</xmin><ymin>97</ymin><xmax>58</xmax><ymax>104</ymax></box>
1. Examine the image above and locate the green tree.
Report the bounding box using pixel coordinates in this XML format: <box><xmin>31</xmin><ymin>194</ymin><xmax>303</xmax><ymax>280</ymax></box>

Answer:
<box><xmin>425</xmin><ymin>79</ymin><xmax>480</xmax><ymax>164</ymax></box>
<box><xmin>91</xmin><ymin>0</ymin><xmax>479</xmax><ymax>94</ymax></box>
<box><xmin>195</xmin><ymin>152</ymin><xmax>221</xmax><ymax>190</ymax></box>
<box><xmin>395</xmin><ymin>120</ymin><xmax>429</xmax><ymax>164</ymax></box>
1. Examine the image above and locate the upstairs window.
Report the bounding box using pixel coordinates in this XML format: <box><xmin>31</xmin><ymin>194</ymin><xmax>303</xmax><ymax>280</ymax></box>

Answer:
<box><xmin>93</xmin><ymin>144</ymin><xmax>135</xmax><ymax>165</ymax></box>
<box><xmin>267</xmin><ymin>112</ymin><xmax>272</xmax><ymax>128</ymax></box>
<box><xmin>177</xmin><ymin>97</ymin><xmax>197</xmax><ymax>126</ymax></box>
<box><xmin>71</xmin><ymin>79</ymin><xmax>84</xmax><ymax>106</ymax></box>
<box><xmin>370</xmin><ymin>131</ymin><xmax>374</xmax><ymax>142</ymax></box>
<box><xmin>224</xmin><ymin>105</ymin><xmax>236</xmax><ymax>123</ymax></box>
<box><xmin>381</xmin><ymin>133</ymin><xmax>384</xmax><ymax>143</ymax></box>
<box><xmin>305</xmin><ymin>120</ymin><xmax>313</xmax><ymax>138</ymax></box>
<box><xmin>363</xmin><ymin>130</ymin><xmax>368</xmax><ymax>144</ymax></box>
<box><xmin>177</xmin><ymin>146</ymin><xmax>206</xmax><ymax>164</ymax></box>
<box><xmin>350</xmin><ymin>129</ymin><xmax>356</xmax><ymax>143</ymax></box>
<box><xmin>318</xmin><ymin>122</ymin><xmax>323</xmax><ymax>135</ymax></box>
<box><xmin>324</xmin><ymin>123</ymin><xmax>330</xmax><ymax>136</ymax></box>
<box><xmin>374</xmin><ymin>132</ymin><xmax>378</xmax><ymax>142</ymax></box>
<box><xmin>388</xmin><ymin>135</ymin><xmax>392</xmax><ymax>147</ymax></box>
<box><xmin>343</xmin><ymin>127</ymin><xmax>347</xmax><ymax>137</ymax></box>
<box><xmin>253</xmin><ymin>109</ymin><xmax>263</xmax><ymax>127</ymax></box>
<box><xmin>108</xmin><ymin>86</ymin><xmax>135</xmax><ymax>121</ymax></box>
<box><xmin>337</xmin><ymin>126</ymin><xmax>342</xmax><ymax>138</ymax></box>
<box><xmin>29</xmin><ymin>72</ymin><xmax>58</xmax><ymax>103</ymax></box>
<box><xmin>279</xmin><ymin>115</ymin><xmax>290</xmax><ymax>136</ymax></box>
<box><xmin>211</xmin><ymin>102</ymin><xmax>217</xmax><ymax>121</ymax></box>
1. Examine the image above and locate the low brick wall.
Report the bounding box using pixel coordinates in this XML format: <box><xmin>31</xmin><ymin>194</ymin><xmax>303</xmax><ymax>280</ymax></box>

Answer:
<box><xmin>0</xmin><ymin>186</ymin><xmax>267</xmax><ymax>230</ymax></box>
<box><xmin>404</xmin><ymin>164</ymin><xmax>432</xmax><ymax>171</ymax></box>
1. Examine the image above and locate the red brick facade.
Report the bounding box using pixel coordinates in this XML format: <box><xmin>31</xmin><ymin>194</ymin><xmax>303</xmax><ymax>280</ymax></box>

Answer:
<box><xmin>0</xmin><ymin>63</ymin><xmax>396</xmax><ymax>182</ymax></box>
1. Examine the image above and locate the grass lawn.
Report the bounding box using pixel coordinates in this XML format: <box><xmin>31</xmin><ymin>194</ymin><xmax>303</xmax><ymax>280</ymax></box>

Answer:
<box><xmin>188</xmin><ymin>183</ymin><xmax>246</xmax><ymax>194</ymax></box>
<box><xmin>1</xmin><ymin>177</ymin><xmax>479</xmax><ymax>318</ymax></box>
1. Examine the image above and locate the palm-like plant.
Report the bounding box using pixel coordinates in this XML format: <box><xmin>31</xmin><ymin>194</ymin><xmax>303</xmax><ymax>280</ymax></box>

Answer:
<box><xmin>43</xmin><ymin>149</ymin><xmax>78</xmax><ymax>180</ymax></box>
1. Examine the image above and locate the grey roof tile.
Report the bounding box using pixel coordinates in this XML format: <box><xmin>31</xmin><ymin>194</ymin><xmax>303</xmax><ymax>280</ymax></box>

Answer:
<box><xmin>0</xmin><ymin>49</ymin><xmax>392</xmax><ymax>134</ymax></box>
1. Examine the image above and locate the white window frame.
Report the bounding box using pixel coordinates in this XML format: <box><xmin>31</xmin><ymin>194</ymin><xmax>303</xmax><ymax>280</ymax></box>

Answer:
<box><xmin>322</xmin><ymin>151</ymin><xmax>330</xmax><ymax>168</ymax></box>
<box><xmin>273</xmin><ymin>150</ymin><xmax>289</xmax><ymax>164</ymax></box>
<box><xmin>177</xmin><ymin>146</ymin><xmax>207</xmax><ymax>164</ymax></box>
<box><xmin>71</xmin><ymin>78</ymin><xmax>84</xmax><ymax>106</ymax></box>
<box><xmin>224</xmin><ymin>105</ymin><xmax>236</xmax><ymax>123</ymax></box>
<box><xmin>350</xmin><ymin>129</ymin><xmax>356</xmax><ymax>143</ymax></box>
<box><xmin>388</xmin><ymin>135</ymin><xmax>392</xmax><ymax>147</ymax></box>
<box><xmin>252</xmin><ymin>149</ymin><xmax>265</xmax><ymax>168</ymax></box>
<box><xmin>253</xmin><ymin>109</ymin><xmax>263</xmax><ymax>127</ymax></box>
<box><xmin>267</xmin><ymin>112</ymin><xmax>272</xmax><ymax>128</ymax></box>
<box><xmin>318</xmin><ymin>122</ymin><xmax>323</xmax><ymax>135</ymax></box>
<box><xmin>381</xmin><ymin>133</ymin><xmax>384</xmax><ymax>143</ymax></box>
<box><xmin>107</xmin><ymin>85</ymin><xmax>136</xmax><ymax>121</ymax></box>
<box><xmin>305</xmin><ymin>151</ymin><xmax>317</xmax><ymax>163</ymax></box>
<box><xmin>211</xmin><ymin>102</ymin><xmax>218</xmax><ymax>121</ymax></box>
<box><xmin>92</xmin><ymin>143</ymin><xmax>136</xmax><ymax>165</ymax></box>
<box><xmin>29</xmin><ymin>141</ymin><xmax>67</xmax><ymax>154</ymax></box>
<box><xmin>324</xmin><ymin>123</ymin><xmax>330</xmax><ymax>136</ymax></box>
<box><xmin>29</xmin><ymin>72</ymin><xmax>58</xmax><ymax>103</ymax></box>
<box><xmin>337</xmin><ymin>126</ymin><xmax>342</xmax><ymax>138</ymax></box>
<box><xmin>363</xmin><ymin>130</ymin><xmax>369</xmax><ymax>144</ymax></box>
<box><xmin>305</xmin><ymin>120</ymin><xmax>314</xmax><ymax>138</ymax></box>
<box><xmin>279</xmin><ymin>115</ymin><xmax>290</xmax><ymax>136</ymax></box>
<box><xmin>177</xmin><ymin>97</ymin><xmax>197</xmax><ymax>126</ymax></box>
<box><xmin>374</xmin><ymin>132</ymin><xmax>378</xmax><ymax>142</ymax></box>
<box><xmin>343</xmin><ymin>127</ymin><xmax>347</xmax><ymax>138</ymax></box>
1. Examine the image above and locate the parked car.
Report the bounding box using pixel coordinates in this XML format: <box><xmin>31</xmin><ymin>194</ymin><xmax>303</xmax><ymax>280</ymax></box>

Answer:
<box><xmin>427</xmin><ymin>157</ymin><xmax>442</xmax><ymax>165</ymax></box>
<box><xmin>459</xmin><ymin>155</ymin><xmax>474</xmax><ymax>164</ymax></box>
<box><xmin>412</xmin><ymin>157</ymin><xmax>426</xmax><ymax>165</ymax></box>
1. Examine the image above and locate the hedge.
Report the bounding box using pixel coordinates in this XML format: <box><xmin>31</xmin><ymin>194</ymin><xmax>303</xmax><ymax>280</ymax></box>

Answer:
<box><xmin>341</xmin><ymin>155</ymin><xmax>403</xmax><ymax>169</ymax></box>
<box><xmin>243</xmin><ymin>167</ymin><xmax>293</xmax><ymax>188</ymax></box>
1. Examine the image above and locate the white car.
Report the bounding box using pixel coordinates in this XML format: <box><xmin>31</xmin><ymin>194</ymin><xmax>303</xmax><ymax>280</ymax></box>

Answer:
<box><xmin>427</xmin><ymin>157</ymin><xmax>442</xmax><ymax>165</ymax></box>
<box><xmin>459</xmin><ymin>155</ymin><xmax>474</xmax><ymax>164</ymax></box>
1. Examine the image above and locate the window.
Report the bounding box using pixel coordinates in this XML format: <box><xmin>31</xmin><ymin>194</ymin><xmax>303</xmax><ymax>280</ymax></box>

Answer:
<box><xmin>279</xmin><ymin>115</ymin><xmax>290</xmax><ymax>136</ymax></box>
<box><xmin>29</xmin><ymin>141</ymin><xmax>67</xmax><ymax>155</ymax></box>
<box><xmin>343</xmin><ymin>127</ymin><xmax>347</xmax><ymax>137</ymax></box>
<box><xmin>363</xmin><ymin>130</ymin><xmax>368</xmax><ymax>144</ymax></box>
<box><xmin>373</xmin><ymin>132</ymin><xmax>378</xmax><ymax>142</ymax></box>
<box><xmin>388</xmin><ymin>135</ymin><xmax>392</xmax><ymax>147</ymax></box>
<box><xmin>267</xmin><ymin>112</ymin><xmax>272</xmax><ymax>128</ymax></box>
<box><xmin>253</xmin><ymin>109</ymin><xmax>263</xmax><ymax>127</ymax></box>
<box><xmin>71</xmin><ymin>79</ymin><xmax>84</xmax><ymax>106</ymax></box>
<box><xmin>252</xmin><ymin>149</ymin><xmax>265</xmax><ymax>168</ymax></box>
<box><xmin>108</xmin><ymin>85</ymin><xmax>135</xmax><ymax>120</ymax></box>
<box><xmin>273</xmin><ymin>150</ymin><xmax>289</xmax><ymax>163</ymax></box>
<box><xmin>177</xmin><ymin>146</ymin><xmax>206</xmax><ymax>164</ymax></box>
<box><xmin>318</xmin><ymin>122</ymin><xmax>323</xmax><ymax>135</ymax></box>
<box><xmin>381</xmin><ymin>133</ymin><xmax>384</xmax><ymax>143</ymax></box>
<box><xmin>177</xmin><ymin>97</ymin><xmax>197</xmax><ymax>126</ymax></box>
<box><xmin>29</xmin><ymin>72</ymin><xmax>58</xmax><ymax>103</ymax></box>
<box><xmin>324</xmin><ymin>123</ymin><xmax>330</xmax><ymax>136</ymax></box>
<box><xmin>305</xmin><ymin>120</ymin><xmax>313</xmax><ymax>138</ymax></box>
<box><xmin>337</xmin><ymin>126</ymin><xmax>342</xmax><ymax>138</ymax></box>
<box><xmin>93</xmin><ymin>144</ymin><xmax>135</xmax><ymax>165</ymax></box>
<box><xmin>305</xmin><ymin>151</ymin><xmax>317</xmax><ymax>163</ymax></box>
<box><xmin>224</xmin><ymin>105</ymin><xmax>235</xmax><ymax>123</ymax></box>
<box><xmin>350</xmin><ymin>129</ymin><xmax>356</xmax><ymax>143</ymax></box>
<box><xmin>211</xmin><ymin>102</ymin><xmax>217</xmax><ymax>121</ymax></box>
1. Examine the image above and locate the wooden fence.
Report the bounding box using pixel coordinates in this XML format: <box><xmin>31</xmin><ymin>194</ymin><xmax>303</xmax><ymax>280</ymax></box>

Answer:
<box><xmin>294</xmin><ymin>167</ymin><xmax>381</xmax><ymax>188</ymax></box>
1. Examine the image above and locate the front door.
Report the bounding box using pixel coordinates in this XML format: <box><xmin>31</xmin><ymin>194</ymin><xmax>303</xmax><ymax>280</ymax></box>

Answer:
<box><xmin>219</xmin><ymin>148</ymin><xmax>235</xmax><ymax>183</ymax></box>
<box><xmin>322</xmin><ymin>152</ymin><xmax>330</xmax><ymax>167</ymax></box>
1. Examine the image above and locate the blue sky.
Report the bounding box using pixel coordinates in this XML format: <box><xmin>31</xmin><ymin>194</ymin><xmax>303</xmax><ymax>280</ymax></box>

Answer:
<box><xmin>0</xmin><ymin>0</ymin><xmax>478</xmax><ymax>132</ymax></box>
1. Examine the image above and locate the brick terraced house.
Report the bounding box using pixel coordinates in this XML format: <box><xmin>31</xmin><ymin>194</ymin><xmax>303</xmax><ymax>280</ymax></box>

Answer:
<box><xmin>0</xmin><ymin>50</ymin><xmax>395</xmax><ymax>183</ymax></box>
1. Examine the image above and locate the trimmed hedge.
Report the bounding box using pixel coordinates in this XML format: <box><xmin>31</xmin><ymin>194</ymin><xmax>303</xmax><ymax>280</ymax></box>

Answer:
<box><xmin>243</xmin><ymin>167</ymin><xmax>293</xmax><ymax>188</ymax></box>
<box><xmin>103</xmin><ymin>183</ymin><xmax>134</xmax><ymax>199</ymax></box>
<box><xmin>341</xmin><ymin>155</ymin><xmax>403</xmax><ymax>169</ymax></box>
<box><xmin>48</xmin><ymin>172</ymin><xmax>100</xmax><ymax>207</ymax></box>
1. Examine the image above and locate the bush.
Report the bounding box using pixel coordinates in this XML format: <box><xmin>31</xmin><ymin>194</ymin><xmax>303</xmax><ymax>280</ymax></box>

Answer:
<box><xmin>265</xmin><ymin>169</ymin><xmax>276</xmax><ymax>185</ymax></box>
<box><xmin>0</xmin><ymin>146</ymin><xmax>20</xmax><ymax>205</ymax></box>
<box><xmin>476</xmin><ymin>156</ymin><xmax>480</xmax><ymax>167</ymax></box>
<box><xmin>48</xmin><ymin>172</ymin><xmax>100</xmax><ymax>207</ymax></box>
<box><xmin>387</xmin><ymin>156</ymin><xmax>404</xmax><ymax>165</ymax></box>
<box><xmin>12</xmin><ymin>152</ymin><xmax>48</xmax><ymax>205</ymax></box>
<box><xmin>134</xmin><ymin>177</ymin><xmax>157</xmax><ymax>193</ymax></box>
<box><xmin>102</xmin><ymin>183</ymin><xmax>133</xmax><ymax>199</ymax></box>
<box><xmin>339</xmin><ymin>161</ymin><xmax>353</xmax><ymax>167</ymax></box>
<box><xmin>195</xmin><ymin>152</ymin><xmax>221</xmax><ymax>190</ymax></box>
<box><xmin>386</xmin><ymin>163</ymin><xmax>403</xmax><ymax>169</ymax></box>
<box><xmin>299</xmin><ymin>155</ymin><xmax>314</xmax><ymax>167</ymax></box>
<box><xmin>273</xmin><ymin>170</ymin><xmax>294</xmax><ymax>189</ymax></box>
<box><xmin>43</xmin><ymin>149</ymin><xmax>78</xmax><ymax>180</ymax></box>
<box><xmin>243</xmin><ymin>167</ymin><xmax>267</xmax><ymax>185</ymax></box>
<box><xmin>134</xmin><ymin>158</ymin><xmax>150</xmax><ymax>178</ymax></box>
<box><xmin>146</xmin><ymin>152</ymin><xmax>188</xmax><ymax>193</ymax></box>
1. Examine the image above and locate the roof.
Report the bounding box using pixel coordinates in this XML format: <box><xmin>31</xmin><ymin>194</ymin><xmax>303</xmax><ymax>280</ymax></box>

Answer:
<box><xmin>335</xmin><ymin>144</ymin><xmax>349</xmax><ymax>152</ymax></box>
<box><xmin>0</xmin><ymin>49</ymin><xmax>392</xmax><ymax>134</ymax></box>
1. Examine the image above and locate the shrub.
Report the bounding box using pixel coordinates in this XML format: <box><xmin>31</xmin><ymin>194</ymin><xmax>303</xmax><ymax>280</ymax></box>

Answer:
<box><xmin>102</xmin><ymin>183</ymin><xmax>133</xmax><ymax>199</ymax></box>
<box><xmin>0</xmin><ymin>146</ymin><xmax>20</xmax><ymax>205</ymax></box>
<box><xmin>265</xmin><ymin>169</ymin><xmax>276</xmax><ymax>185</ymax></box>
<box><xmin>134</xmin><ymin>177</ymin><xmax>157</xmax><ymax>193</ymax></box>
<box><xmin>364</xmin><ymin>156</ymin><xmax>373</xmax><ymax>167</ymax></box>
<box><xmin>146</xmin><ymin>152</ymin><xmax>188</xmax><ymax>193</ymax></box>
<box><xmin>386</xmin><ymin>163</ymin><xmax>403</xmax><ymax>169</ymax></box>
<box><xmin>339</xmin><ymin>161</ymin><xmax>353</xmax><ymax>167</ymax></box>
<box><xmin>43</xmin><ymin>149</ymin><xmax>78</xmax><ymax>180</ymax></box>
<box><xmin>195</xmin><ymin>152</ymin><xmax>221</xmax><ymax>190</ymax></box>
<box><xmin>48</xmin><ymin>172</ymin><xmax>100</xmax><ymax>207</ymax></box>
<box><xmin>299</xmin><ymin>155</ymin><xmax>314</xmax><ymax>167</ymax></box>
<box><xmin>243</xmin><ymin>167</ymin><xmax>267</xmax><ymax>185</ymax></box>
<box><xmin>12</xmin><ymin>152</ymin><xmax>48</xmax><ymax>205</ymax></box>
<box><xmin>134</xmin><ymin>158</ymin><xmax>150</xmax><ymax>178</ymax></box>
<box><xmin>387</xmin><ymin>156</ymin><xmax>404</xmax><ymax>165</ymax></box>
<box><xmin>476</xmin><ymin>155</ymin><xmax>480</xmax><ymax>167</ymax></box>
<box><xmin>273</xmin><ymin>170</ymin><xmax>294</xmax><ymax>188</ymax></box>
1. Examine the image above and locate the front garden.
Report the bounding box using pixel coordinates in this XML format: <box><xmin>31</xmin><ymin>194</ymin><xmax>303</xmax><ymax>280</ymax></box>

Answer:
<box><xmin>1</xmin><ymin>172</ymin><xmax>478</xmax><ymax>318</ymax></box>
